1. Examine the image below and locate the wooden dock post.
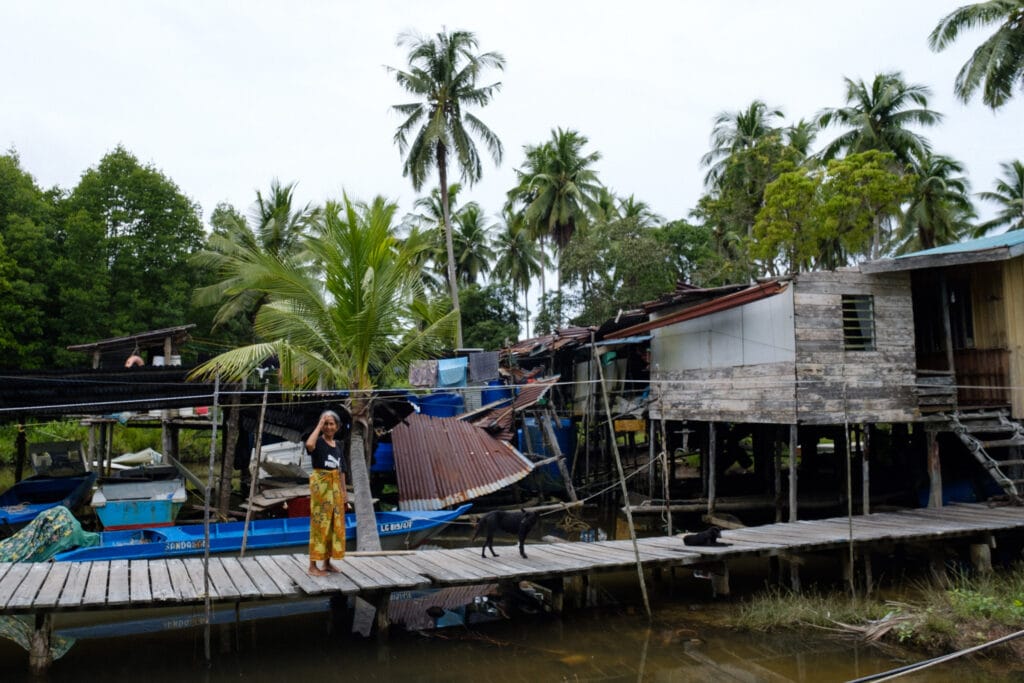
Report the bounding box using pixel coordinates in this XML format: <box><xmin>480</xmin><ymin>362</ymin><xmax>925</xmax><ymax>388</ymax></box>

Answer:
<box><xmin>971</xmin><ymin>534</ymin><xmax>995</xmax><ymax>574</ymax></box>
<box><xmin>28</xmin><ymin>613</ymin><xmax>52</xmax><ymax>675</ymax></box>
<box><xmin>707</xmin><ymin>422</ymin><xmax>717</xmax><ymax>516</ymax></box>
<box><xmin>927</xmin><ymin>430</ymin><xmax>943</xmax><ymax>508</ymax></box>
<box><xmin>374</xmin><ymin>591</ymin><xmax>391</xmax><ymax>640</ymax></box>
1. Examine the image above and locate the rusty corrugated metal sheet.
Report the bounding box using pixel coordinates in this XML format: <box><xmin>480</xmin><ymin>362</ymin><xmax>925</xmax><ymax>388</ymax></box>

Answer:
<box><xmin>467</xmin><ymin>377</ymin><xmax>558</xmax><ymax>441</ymax></box>
<box><xmin>505</xmin><ymin>326</ymin><xmax>595</xmax><ymax>357</ymax></box>
<box><xmin>605</xmin><ymin>281</ymin><xmax>786</xmax><ymax>339</ymax></box>
<box><xmin>392</xmin><ymin>413</ymin><xmax>536</xmax><ymax>511</ymax></box>
<box><xmin>388</xmin><ymin>584</ymin><xmax>499</xmax><ymax>631</ymax></box>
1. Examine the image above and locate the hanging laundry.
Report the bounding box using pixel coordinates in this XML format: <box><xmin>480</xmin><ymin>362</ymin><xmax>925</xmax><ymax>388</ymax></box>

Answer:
<box><xmin>468</xmin><ymin>351</ymin><xmax>499</xmax><ymax>383</ymax></box>
<box><xmin>409</xmin><ymin>359</ymin><xmax>438</xmax><ymax>387</ymax></box>
<box><xmin>437</xmin><ymin>357</ymin><xmax>468</xmax><ymax>388</ymax></box>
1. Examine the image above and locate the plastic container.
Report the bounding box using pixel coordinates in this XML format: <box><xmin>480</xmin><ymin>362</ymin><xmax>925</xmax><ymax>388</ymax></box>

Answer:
<box><xmin>371</xmin><ymin>442</ymin><xmax>395</xmax><ymax>473</ymax></box>
<box><xmin>416</xmin><ymin>392</ymin><xmax>465</xmax><ymax>417</ymax></box>
<box><xmin>481</xmin><ymin>379</ymin><xmax>512</xmax><ymax>406</ymax></box>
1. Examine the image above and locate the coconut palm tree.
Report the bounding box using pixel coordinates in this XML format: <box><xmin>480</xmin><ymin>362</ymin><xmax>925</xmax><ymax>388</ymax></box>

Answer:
<box><xmin>389</xmin><ymin>30</ymin><xmax>506</xmax><ymax>348</ymax></box>
<box><xmin>929</xmin><ymin>0</ymin><xmax>1024</xmax><ymax>109</ymax></box>
<box><xmin>508</xmin><ymin>127</ymin><xmax>603</xmax><ymax>254</ymax></box>
<box><xmin>701</xmin><ymin>100</ymin><xmax>785</xmax><ymax>188</ymax></box>
<box><xmin>191</xmin><ymin>195</ymin><xmax>458</xmax><ymax>551</ymax></box>
<box><xmin>618</xmin><ymin>195</ymin><xmax>663</xmax><ymax>227</ymax></box>
<box><xmin>976</xmin><ymin>159</ymin><xmax>1024</xmax><ymax>234</ymax></box>
<box><xmin>817</xmin><ymin>72</ymin><xmax>943</xmax><ymax>168</ymax></box>
<box><xmin>451</xmin><ymin>202</ymin><xmax>496</xmax><ymax>285</ymax></box>
<box><xmin>895</xmin><ymin>152</ymin><xmax>976</xmax><ymax>252</ymax></box>
<box><xmin>493</xmin><ymin>208</ymin><xmax>547</xmax><ymax>337</ymax></box>
<box><xmin>192</xmin><ymin>180</ymin><xmax>318</xmax><ymax>332</ymax></box>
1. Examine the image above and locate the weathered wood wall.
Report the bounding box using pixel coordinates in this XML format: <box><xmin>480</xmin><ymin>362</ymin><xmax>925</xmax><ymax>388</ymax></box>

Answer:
<box><xmin>651</xmin><ymin>269</ymin><xmax>919</xmax><ymax>426</ymax></box>
<box><xmin>793</xmin><ymin>269</ymin><xmax>917</xmax><ymax>425</ymax></box>
<box><xmin>1002</xmin><ymin>257</ymin><xmax>1024</xmax><ymax>418</ymax></box>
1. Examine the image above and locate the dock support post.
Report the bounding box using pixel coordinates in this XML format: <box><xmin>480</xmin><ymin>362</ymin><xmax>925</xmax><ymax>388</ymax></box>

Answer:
<box><xmin>374</xmin><ymin>591</ymin><xmax>391</xmax><ymax>640</ymax></box>
<box><xmin>927</xmin><ymin>430</ymin><xmax>942</xmax><ymax>508</ymax></box>
<box><xmin>789</xmin><ymin>425</ymin><xmax>799</xmax><ymax>523</ymax></box>
<box><xmin>28</xmin><ymin>613</ymin><xmax>52</xmax><ymax>676</ymax></box>
<box><xmin>710</xmin><ymin>563</ymin><xmax>730</xmax><ymax>597</ymax></box>
<box><xmin>707</xmin><ymin>422</ymin><xmax>717</xmax><ymax>516</ymax></box>
<box><xmin>929</xmin><ymin>548</ymin><xmax>949</xmax><ymax>587</ymax></box>
<box><xmin>971</xmin><ymin>535</ymin><xmax>994</xmax><ymax>574</ymax></box>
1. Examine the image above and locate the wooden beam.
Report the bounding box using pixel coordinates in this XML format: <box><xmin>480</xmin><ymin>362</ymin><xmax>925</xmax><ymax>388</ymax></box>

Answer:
<box><xmin>788</xmin><ymin>425</ymin><xmax>798</xmax><ymax>523</ymax></box>
<box><xmin>927</xmin><ymin>430</ymin><xmax>942</xmax><ymax>508</ymax></box>
<box><xmin>707</xmin><ymin>422</ymin><xmax>717</xmax><ymax>516</ymax></box>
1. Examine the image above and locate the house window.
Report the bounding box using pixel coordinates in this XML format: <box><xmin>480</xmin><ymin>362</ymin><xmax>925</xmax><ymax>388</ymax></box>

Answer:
<box><xmin>842</xmin><ymin>295</ymin><xmax>875</xmax><ymax>351</ymax></box>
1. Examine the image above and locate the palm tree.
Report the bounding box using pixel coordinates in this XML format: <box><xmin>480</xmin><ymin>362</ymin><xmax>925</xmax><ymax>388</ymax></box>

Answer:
<box><xmin>701</xmin><ymin>100</ymin><xmax>785</xmax><ymax>187</ymax></box>
<box><xmin>451</xmin><ymin>202</ymin><xmax>496</xmax><ymax>285</ymax></box>
<box><xmin>929</xmin><ymin>0</ymin><xmax>1024</xmax><ymax>109</ymax></box>
<box><xmin>784</xmin><ymin>118</ymin><xmax>819</xmax><ymax>162</ymax></box>
<box><xmin>976</xmin><ymin>159</ymin><xmax>1024</xmax><ymax>234</ymax></box>
<box><xmin>389</xmin><ymin>30</ymin><xmax>506</xmax><ymax>348</ymax></box>
<box><xmin>191</xmin><ymin>195</ymin><xmax>457</xmax><ymax>551</ymax></box>
<box><xmin>192</xmin><ymin>180</ymin><xmax>317</xmax><ymax>331</ymax></box>
<box><xmin>493</xmin><ymin>208</ymin><xmax>546</xmax><ymax>337</ymax></box>
<box><xmin>896</xmin><ymin>152</ymin><xmax>976</xmax><ymax>252</ymax></box>
<box><xmin>618</xmin><ymin>195</ymin><xmax>663</xmax><ymax>227</ymax></box>
<box><xmin>509</xmin><ymin>127</ymin><xmax>603</xmax><ymax>254</ymax></box>
<box><xmin>817</xmin><ymin>72</ymin><xmax>943</xmax><ymax>168</ymax></box>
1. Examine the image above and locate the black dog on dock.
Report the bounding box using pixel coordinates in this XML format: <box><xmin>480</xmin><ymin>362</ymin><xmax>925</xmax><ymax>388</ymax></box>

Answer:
<box><xmin>682</xmin><ymin>526</ymin><xmax>729</xmax><ymax>547</ymax></box>
<box><xmin>473</xmin><ymin>509</ymin><xmax>539</xmax><ymax>559</ymax></box>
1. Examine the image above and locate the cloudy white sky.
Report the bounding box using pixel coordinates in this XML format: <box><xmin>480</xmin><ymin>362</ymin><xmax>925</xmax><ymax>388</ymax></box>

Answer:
<box><xmin>3</xmin><ymin>1</ymin><xmax>1022</xmax><ymax>229</ymax></box>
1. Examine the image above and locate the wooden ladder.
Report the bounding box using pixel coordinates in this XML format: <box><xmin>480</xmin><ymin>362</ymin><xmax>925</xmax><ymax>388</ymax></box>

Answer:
<box><xmin>945</xmin><ymin>409</ymin><xmax>1024</xmax><ymax>503</ymax></box>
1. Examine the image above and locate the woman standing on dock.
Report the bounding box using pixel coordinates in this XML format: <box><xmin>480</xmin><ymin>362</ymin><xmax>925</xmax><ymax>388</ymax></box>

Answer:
<box><xmin>305</xmin><ymin>410</ymin><xmax>348</xmax><ymax>576</ymax></box>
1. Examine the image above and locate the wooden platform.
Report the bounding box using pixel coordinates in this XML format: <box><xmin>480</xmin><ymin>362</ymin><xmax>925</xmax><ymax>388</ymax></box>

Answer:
<box><xmin>2</xmin><ymin>503</ymin><xmax>1023</xmax><ymax>616</ymax></box>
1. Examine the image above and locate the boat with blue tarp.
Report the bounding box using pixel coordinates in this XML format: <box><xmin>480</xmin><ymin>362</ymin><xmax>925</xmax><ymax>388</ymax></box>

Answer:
<box><xmin>0</xmin><ymin>473</ymin><xmax>98</xmax><ymax>535</ymax></box>
<box><xmin>53</xmin><ymin>504</ymin><xmax>472</xmax><ymax>561</ymax></box>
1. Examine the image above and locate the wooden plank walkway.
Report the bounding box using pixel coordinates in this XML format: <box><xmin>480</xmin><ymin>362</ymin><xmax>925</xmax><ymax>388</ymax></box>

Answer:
<box><xmin>1</xmin><ymin>502</ymin><xmax>1022</xmax><ymax>616</ymax></box>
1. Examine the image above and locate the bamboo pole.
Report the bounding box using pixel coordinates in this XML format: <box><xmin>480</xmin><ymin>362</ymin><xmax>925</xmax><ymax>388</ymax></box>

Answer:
<box><xmin>203</xmin><ymin>375</ymin><xmax>221</xmax><ymax>664</ymax></box>
<box><xmin>659</xmin><ymin>418</ymin><xmax>672</xmax><ymax>535</ymax></box>
<box><xmin>592</xmin><ymin>339</ymin><xmax>651</xmax><ymax>619</ymax></box>
<box><xmin>240</xmin><ymin>379</ymin><xmax>270</xmax><ymax>557</ymax></box>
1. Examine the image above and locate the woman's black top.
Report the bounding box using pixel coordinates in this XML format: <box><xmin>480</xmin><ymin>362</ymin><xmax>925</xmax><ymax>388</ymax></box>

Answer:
<box><xmin>309</xmin><ymin>436</ymin><xmax>347</xmax><ymax>474</ymax></box>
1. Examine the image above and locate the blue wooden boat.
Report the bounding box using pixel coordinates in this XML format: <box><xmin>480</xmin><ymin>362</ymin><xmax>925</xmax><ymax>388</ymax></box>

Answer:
<box><xmin>0</xmin><ymin>473</ymin><xmax>98</xmax><ymax>533</ymax></box>
<box><xmin>53</xmin><ymin>504</ymin><xmax>472</xmax><ymax>561</ymax></box>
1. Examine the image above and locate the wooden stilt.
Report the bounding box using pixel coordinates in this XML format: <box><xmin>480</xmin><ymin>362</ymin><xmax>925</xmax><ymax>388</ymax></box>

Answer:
<box><xmin>707</xmin><ymin>422</ymin><xmax>717</xmax><ymax>516</ymax></box>
<box><xmin>14</xmin><ymin>421</ymin><xmax>27</xmax><ymax>483</ymax></box>
<box><xmin>789</xmin><ymin>425</ymin><xmax>799</xmax><ymax>523</ymax></box>
<box><xmin>971</xmin><ymin>536</ymin><xmax>994</xmax><ymax>574</ymax></box>
<box><xmin>28</xmin><ymin>613</ymin><xmax>52</xmax><ymax>675</ymax></box>
<box><xmin>927</xmin><ymin>430</ymin><xmax>942</xmax><ymax>508</ymax></box>
<box><xmin>374</xmin><ymin>591</ymin><xmax>391</xmax><ymax>639</ymax></box>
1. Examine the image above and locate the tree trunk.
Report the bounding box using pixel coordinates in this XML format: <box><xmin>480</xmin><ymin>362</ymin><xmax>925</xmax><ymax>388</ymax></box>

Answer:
<box><xmin>438</xmin><ymin>148</ymin><xmax>463</xmax><ymax>348</ymax></box>
<box><xmin>219</xmin><ymin>393</ymin><xmax>241</xmax><ymax>516</ymax></box>
<box><xmin>348</xmin><ymin>405</ymin><xmax>381</xmax><ymax>551</ymax></box>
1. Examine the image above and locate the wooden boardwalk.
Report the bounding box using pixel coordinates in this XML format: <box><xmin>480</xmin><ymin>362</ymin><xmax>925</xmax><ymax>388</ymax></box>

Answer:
<box><xmin>2</xmin><ymin>502</ymin><xmax>1024</xmax><ymax>616</ymax></box>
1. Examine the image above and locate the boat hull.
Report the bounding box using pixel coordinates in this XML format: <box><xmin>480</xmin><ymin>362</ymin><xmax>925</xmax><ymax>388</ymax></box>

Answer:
<box><xmin>0</xmin><ymin>473</ymin><xmax>97</xmax><ymax>531</ymax></box>
<box><xmin>54</xmin><ymin>504</ymin><xmax>471</xmax><ymax>562</ymax></box>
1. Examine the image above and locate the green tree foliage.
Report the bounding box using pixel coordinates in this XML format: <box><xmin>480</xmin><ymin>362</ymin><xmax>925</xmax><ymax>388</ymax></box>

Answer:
<box><xmin>929</xmin><ymin>0</ymin><xmax>1024</xmax><ymax>110</ymax></box>
<box><xmin>192</xmin><ymin>181</ymin><xmax>318</xmax><ymax>336</ymax></box>
<box><xmin>896</xmin><ymin>152</ymin><xmax>975</xmax><ymax>252</ymax></box>
<box><xmin>817</xmin><ymin>72</ymin><xmax>942</xmax><ymax>168</ymax></box>
<box><xmin>64</xmin><ymin>146</ymin><xmax>204</xmax><ymax>342</ymax></box>
<box><xmin>976</xmin><ymin>159</ymin><xmax>1024</xmax><ymax>234</ymax></box>
<box><xmin>191</xmin><ymin>195</ymin><xmax>458</xmax><ymax>550</ymax></box>
<box><xmin>692</xmin><ymin>132</ymin><xmax>804</xmax><ymax>279</ymax></box>
<box><xmin>0</xmin><ymin>152</ymin><xmax>59</xmax><ymax>368</ymax></box>
<box><xmin>508</xmin><ymin>127</ymin><xmax>603</xmax><ymax>253</ymax></box>
<box><xmin>451</xmin><ymin>202</ymin><xmax>496</xmax><ymax>285</ymax></box>
<box><xmin>701</xmin><ymin>100</ymin><xmax>785</xmax><ymax>188</ymax></box>
<box><xmin>390</xmin><ymin>30</ymin><xmax>506</xmax><ymax>348</ymax></box>
<box><xmin>561</xmin><ymin>215</ymin><xmax>677</xmax><ymax>326</ymax></box>
<box><xmin>492</xmin><ymin>208</ymin><xmax>547</xmax><ymax>338</ymax></box>
<box><xmin>460</xmin><ymin>283</ymin><xmax>519</xmax><ymax>350</ymax></box>
<box><xmin>753</xmin><ymin>151</ymin><xmax>915</xmax><ymax>273</ymax></box>
<box><xmin>656</xmin><ymin>219</ymin><xmax>733</xmax><ymax>287</ymax></box>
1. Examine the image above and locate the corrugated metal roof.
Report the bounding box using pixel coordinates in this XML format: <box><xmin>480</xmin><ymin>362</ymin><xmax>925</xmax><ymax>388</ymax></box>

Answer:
<box><xmin>466</xmin><ymin>377</ymin><xmax>558</xmax><ymax>441</ymax></box>
<box><xmin>896</xmin><ymin>231</ymin><xmax>1024</xmax><ymax>259</ymax></box>
<box><xmin>504</xmin><ymin>326</ymin><xmax>595</xmax><ymax>357</ymax></box>
<box><xmin>605</xmin><ymin>281</ymin><xmax>787</xmax><ymax>339</ymax></box>
<box><xmin>392</xmin><ymin>413</ymin><xmax>535</xmax><ymax>511</ymax></box>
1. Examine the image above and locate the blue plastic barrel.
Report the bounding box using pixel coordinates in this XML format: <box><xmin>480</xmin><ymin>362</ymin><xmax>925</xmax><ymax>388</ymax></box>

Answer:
<box><xmin>371</xmin><ymin>442</ymin><xmax>394</xmax><ymax>473</ymax></box>
<box><xmin>481</xmin><ymin>379</ymin><xmax>511</xmax><ymax>405</ymax></box>
<box><xmin>416</xmin><ymin>392</ymin><xmax>465</xmax><ymax>417</ymax></box>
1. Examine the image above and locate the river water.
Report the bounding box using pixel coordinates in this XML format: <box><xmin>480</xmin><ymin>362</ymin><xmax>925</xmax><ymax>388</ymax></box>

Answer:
<box><xmin>0</xmin><ymin>563</ymin><xmax>1018</xmax><ymax>682</ymax></box>
<box><xmin>1</xmin><ymin>466</ymin><xmax>1021</xmax><ymax>681</ymax></box>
